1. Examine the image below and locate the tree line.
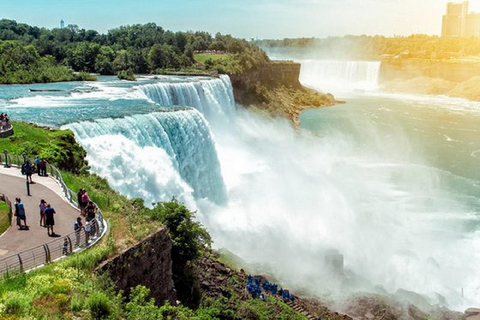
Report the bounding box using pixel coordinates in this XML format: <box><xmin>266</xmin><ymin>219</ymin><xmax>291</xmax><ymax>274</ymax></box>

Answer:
<box><xmin>255</xmin><ymin>34</ymin><xmax>480</xmax><ymax>60</ymax></box>
<box><xmin>0</xmin><ymin>19</ymin><xmax>269</xmax><ymax>83</ymax></box>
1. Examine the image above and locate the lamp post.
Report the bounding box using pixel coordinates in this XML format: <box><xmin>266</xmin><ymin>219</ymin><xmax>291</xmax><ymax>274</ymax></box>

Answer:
<box><xmin>3</xmin><ymin>149</ymin><xmax>9</xmax><ymax>168</ymax></box>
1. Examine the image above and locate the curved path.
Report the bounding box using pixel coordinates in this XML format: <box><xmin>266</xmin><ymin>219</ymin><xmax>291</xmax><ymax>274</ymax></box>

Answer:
<box><xmin>0</xmin><ymin>166</ymin><xmax>81</xmax><ymax>257</ymax></box>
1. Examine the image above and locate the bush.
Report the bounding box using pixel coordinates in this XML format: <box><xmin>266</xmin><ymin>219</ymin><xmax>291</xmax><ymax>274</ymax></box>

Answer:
<box><xmin>3</xmin><ymin>292</ymin><xmax>31</xmax><ymax>315</ymax></box>
<box><xmin>85</xmin><ymin>291</ymin><xmax>112</xmax><ymax>319</ymax></box>
<box><xmin>117</xmin><ymin>70</ymin><xmax>136</xmax><ymax>81</ymax></box>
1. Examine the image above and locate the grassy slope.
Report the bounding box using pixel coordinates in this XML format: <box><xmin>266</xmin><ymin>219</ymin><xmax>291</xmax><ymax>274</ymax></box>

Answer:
<box><xmin>194</xmin><ymin>53</ymin><xmax>232</xmax><ymax>64</ymax></box>
<box><xmin>0</xmin><ymin>202</ymin><xmax>10</xmax><ymax>235</ymax></box>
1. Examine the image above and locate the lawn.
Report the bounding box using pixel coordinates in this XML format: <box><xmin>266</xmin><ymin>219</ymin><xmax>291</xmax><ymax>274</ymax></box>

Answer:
<box><xmin>194</xmin><ymin>53</ymin><xmax>231</xmax><ymax>64</ymax></box>
<box><xmin>0</xmin><ymin>201</ymin><xmax>11</xmax><ymax>234</ymax></box>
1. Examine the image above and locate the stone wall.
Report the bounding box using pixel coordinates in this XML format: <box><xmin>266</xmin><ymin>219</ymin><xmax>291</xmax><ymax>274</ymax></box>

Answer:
<box><xmin>96</xmin><ymin>227</ymin><xmax>176</xmax><ymax>305</ymax></box>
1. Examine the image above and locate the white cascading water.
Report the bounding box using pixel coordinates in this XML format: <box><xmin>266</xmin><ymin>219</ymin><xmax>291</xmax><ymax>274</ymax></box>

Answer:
<box><xmin>59</xmin><ymin>72</ymin><xmax>479</xmax><ymax>311</ymax></box>
<box><xmin>137</xmin><ymin>75</ymin><xmax>236</xmax><ymax>124</ymax></box>
<box><xmin>65</xmin><ymin>109</ymin><xmax>227</xmax><ymax>205</ymax></box>
<box><xmin>298</xmin><ymin>60</ymin><xmax>381</xmax><ymax>93</ymax></box>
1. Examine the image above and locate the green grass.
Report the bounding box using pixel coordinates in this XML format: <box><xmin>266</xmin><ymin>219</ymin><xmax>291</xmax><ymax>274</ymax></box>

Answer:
<box><xmin>0</xmin><ymin>202</ymin><xmax>10</xmax><ymax>235</ymax></box>
<box><xmin>0</xmin><ymin>122</ymin><xmax>64</xmax><ymax>155</ymax></box>
<box><xmin>194</xmin><ymin>53</ymin><xmax>231</xmax><ymax>64</ymax></box>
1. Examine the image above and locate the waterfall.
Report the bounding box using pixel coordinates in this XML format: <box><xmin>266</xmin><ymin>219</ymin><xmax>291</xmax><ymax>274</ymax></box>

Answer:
<box><xmin>65</xmin><ymin>109</ymin><xmax>227</xmax><ymax>205</ymax></box>
<box><xmin>137</xmin><ymin>75</ymin><xmax>236</xmax><ymax>123</ymax></box>
<box><xmin>298</xmin><ymin>60</ymin><xmax>381</xmax><ymax>93</ymax></box>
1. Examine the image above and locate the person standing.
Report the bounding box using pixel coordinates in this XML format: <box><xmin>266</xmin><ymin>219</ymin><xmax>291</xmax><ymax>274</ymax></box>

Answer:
<box><xmin>24</xmin><ymin>160</ymin><xmax>33</xmax><ymax>183</ymax></box>
<box><xmin>39</xmin><ymin>199</ymin><xmax>47</xmax><ymax>227</ymax></box>
<box><xmin>35</xmin><ymin>156</ymin><xmax>41</xmax><ymax>175</ymax></box>
<box><xmin>44</xmin><ymin>203</ymin><xmax>56</xmax><ymax>236</ymax></box>
<box><xmin>14</xmin><ymin>197</ymin><xmax>28</xmax><ymax>229</ymax></box>
<box><xmin>80</xmin><ymin>189</ymin><xmax>90</xmax><ymax>214</ymax></box>
<box><xmin>74</xmin><ymin>216</ymin><xmax>84</xmax><ymax>247</ymax></box>
<box><xmin>40</xmin><ymin>159</ymin><xmax>47</xmax><ymax>177</ymax></box>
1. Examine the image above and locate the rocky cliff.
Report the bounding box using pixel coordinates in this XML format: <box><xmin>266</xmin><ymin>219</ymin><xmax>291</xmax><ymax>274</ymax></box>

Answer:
<box><xmin>229</xmin><ymin>61</ymin><xmax>339</xmax><ymax>126</ymax></box>
<box><xmin>96</xmin><ymin>227</ymin><xmax>176</xmax><ymax>305</ymax></box>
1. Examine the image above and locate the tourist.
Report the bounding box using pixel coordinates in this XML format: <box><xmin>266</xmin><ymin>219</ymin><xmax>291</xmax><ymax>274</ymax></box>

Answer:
<box><xmin>85</xmin><ymin>201</ymin><xmax>97</xmax><ymax>222</ymax></box>
<box><xmin>62</xmin><ymin>238</ymin><xmax>69</xmax><ymax>256</ymax></box>
<box><xmin>74</xmin><ymin>216</ymin><xmax>84</xmax><ymax>247</ymax></box>
<box><xmin>35</xmin><ymin>156</ymin><xmax>41</xmax><ymax>175</ymax></box>
<box><xmin>14</xmin><ymin>197</ymin><xmax>28</xmax><ymax>229</ymax></box>
<box><xmin>44</xmin><ymin>203</ymin><xmax>56</xmax><ymax>236</ymax></box>
<box><xmin>39</xmin><ymin>199</ymin><xmax>46</xmax><ymax>227</ymax></box>
<box><xmin>24</xmin><ymin>160</ymin><xmax>33</xmax><ymax>183</ymax></box>
<box><xmin>0</xmin><ymin>113</ymin><xmax>10</xmax><ymax>131</ymax></box>
<box><xmin>85</xmin><ymin>200</ymin><xmax>99</xmax><ymax>236</ymax></box>
<box><xmin>77</xmin><ymin>188</ymin><xmax>83</xmax><ymax>211</ymax></box>
<box><xmin>84</xmin><ymin>219</ymin><xmax>92</xmax><ymax>244</ymax></box>
<box><xmin>80</xmin><ymin>189</ymin><xmax>90</xmax><ymax>213</ymax></box>
<box><xmin>39</xmin><ymin>158</ymin><xmax>48</xmax><ymax>177</ymax></box>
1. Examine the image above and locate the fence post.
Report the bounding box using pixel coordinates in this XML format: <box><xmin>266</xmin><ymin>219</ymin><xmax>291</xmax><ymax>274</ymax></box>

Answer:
<box><xmin>66</xmin><ymin>236</ymin><xmax>73</xmax><ymax>255</ymax></box>
<box><xmin>17</xmin><ymin>254</ymin><xmax>23</xmax><ymax>272</ymax></box>
<box><xmin>43</xmin><ymin>244</ymin><xmax>51</xmax><ymax>264</ymax></box>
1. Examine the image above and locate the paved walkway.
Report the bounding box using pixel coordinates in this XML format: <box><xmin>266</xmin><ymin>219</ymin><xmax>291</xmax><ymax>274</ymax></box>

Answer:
<box><xmin>0</xmin><ymin>166</ymin><xmax>81</xmax><ymax>257</ymax></box>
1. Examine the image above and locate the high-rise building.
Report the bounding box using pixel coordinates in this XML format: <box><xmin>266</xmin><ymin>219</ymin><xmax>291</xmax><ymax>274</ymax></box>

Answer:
<box><xmin>60</xmin><ymin>19</ymin><xmax>65</xmax><ymax>29</ymax></box>
<box><xmin>442</xmin><ymin>1</ymin><xmax>480</xmax><ymax>37</ymax></box>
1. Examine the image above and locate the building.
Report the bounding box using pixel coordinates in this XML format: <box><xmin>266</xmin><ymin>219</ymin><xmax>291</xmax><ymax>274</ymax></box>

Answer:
<box><xmin>442</xmin><ymin>1</ymin><xmax>480</xmax><ymax>37</ymax></box>
<box><xmin>60</xmin><ymin>19</ymin><xmax>65</xmax><ymax>29</ymax></box>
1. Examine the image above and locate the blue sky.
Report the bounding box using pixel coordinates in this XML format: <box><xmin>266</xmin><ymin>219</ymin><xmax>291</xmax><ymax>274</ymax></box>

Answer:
<box><xmin>3</xmin><ymin>0</ymin><xmax>480</xmax><ymax>39</ymax></box>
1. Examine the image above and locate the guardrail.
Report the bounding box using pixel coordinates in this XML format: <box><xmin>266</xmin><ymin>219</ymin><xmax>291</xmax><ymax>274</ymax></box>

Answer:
<box><xmin>0</xmin><ymin>218</ymin><xmax>101</xmax><ymax>276</ymax></box>
<box><xmin>0</xmin><ymin>152</ymin><xmax>107</xmax><ymax>277</ymax></box>
<box><xmin>0</xmin><ymin>125</ymin><xmax>13</xmax><ymax>138</ymax></box>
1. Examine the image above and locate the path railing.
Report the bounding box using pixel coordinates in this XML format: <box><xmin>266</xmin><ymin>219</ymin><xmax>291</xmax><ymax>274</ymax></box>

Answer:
<box><xmin>0</xmin><ymin>152</ymin><xmax>107</xmax><ymax>277</ymax></box>
<box><xmin>0</xmin><ymin>218</ymin><xmax>101</xmax><ymax>276</ymax></box>
<box><xmin>0</xmin><ymin>124</ymin><xmax>13</xmax><ymax>138</ymax></box>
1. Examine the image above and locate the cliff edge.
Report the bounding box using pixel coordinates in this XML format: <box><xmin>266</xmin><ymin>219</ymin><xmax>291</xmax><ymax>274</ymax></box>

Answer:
<box><xmin>229</xmin><ymin>61</ymin><xmax>340</xmax><ymax>126</ymax></box>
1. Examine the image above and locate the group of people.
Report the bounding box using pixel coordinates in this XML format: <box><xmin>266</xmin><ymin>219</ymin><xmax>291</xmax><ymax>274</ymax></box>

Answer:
<box><xmin>76</xmin><ymin>188</ymin><xmax>99</xmax><ymax>246</ymax></box>
<box><xmin>13</xmin><ymin>187</ymin><xmax>99</xmax><ymax>243</ymax></box>
<box><xmin>246</xmin><ymin>275</ymin><xmax>296</xmax><ymax>302</ymax></box>
<box><xmin>0</xmin><ymin>113</ymin><xmax>11</xmax><ymax>131</ymax></box>
<box><xmin>14</xmin><ymin>197</ymin><xmax>56</xmax><ymax>236</ymax></box>
<box><xmin>34</xmin><ymin>157</ymin><xmax>49</xmax><ymax>177</ymax></box>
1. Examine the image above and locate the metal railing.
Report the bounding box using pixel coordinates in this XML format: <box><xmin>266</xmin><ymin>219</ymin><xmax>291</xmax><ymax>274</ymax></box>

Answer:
<box><xmin>0</xmin><ymin>218</ymin><xmax>101</xmax><ymax>276</ymax></box>
<box><xmin>0</xmin><ymin>152</ymin><xmax>107</xmax><ymax>277</ymax></box>
<box><xmin>0</xmin><ymin>124</ymin><xmax>13</xmax><ymax>138</ymax></box>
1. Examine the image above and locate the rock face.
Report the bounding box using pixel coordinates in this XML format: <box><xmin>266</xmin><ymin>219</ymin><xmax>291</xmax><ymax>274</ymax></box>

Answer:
<box><xmin>229</xmin><ymin>61</ymin><xmax>339</xmax><ymax>126</ymax></box>
<box><xmin>96</xmin><ymin>227</ymin><xmax>176</xmax><ymax>305</ymax></box>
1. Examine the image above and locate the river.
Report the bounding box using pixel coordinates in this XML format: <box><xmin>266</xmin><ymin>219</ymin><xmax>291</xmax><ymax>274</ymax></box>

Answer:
<box><xmin>0</xmin><ymin>61</ymin><xmax>478</xmax><ymax>311</ymax></box>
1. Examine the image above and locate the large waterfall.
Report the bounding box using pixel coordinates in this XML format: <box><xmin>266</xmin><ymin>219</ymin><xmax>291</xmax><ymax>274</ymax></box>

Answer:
<box><xmin>298</xmin><ymin>60</ymin><xmax>381</xmax><ymax>93</ymax></box>
<box><xmin>66</xmin><ymin>109</ymin><xmax>227</xmax><ymax>205</ymax></box>
<box><xmin>137</xmin><ymin>75</ymin><xmax>235</xmax><ymax>123</ymax></box>
<box><xmin>44</xmin><ymin>70</ymin><xmax>479</xmax><ymax>311</ymax></box>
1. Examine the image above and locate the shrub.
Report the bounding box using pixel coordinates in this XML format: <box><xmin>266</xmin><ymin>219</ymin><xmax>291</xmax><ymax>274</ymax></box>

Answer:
<box><xmin>3</xmin><ymin>292</ymin><xmax>31</xmax><ymax>315</ymax></box>
<box><xmin>117</xmin><ymin>70</ymin><xmax>136</xmax><ymax>81</ymax></box>
<box><xmin>85</xmin><ymin>291</ymin><xmax>112</xmax><ymax>319</ymax></box>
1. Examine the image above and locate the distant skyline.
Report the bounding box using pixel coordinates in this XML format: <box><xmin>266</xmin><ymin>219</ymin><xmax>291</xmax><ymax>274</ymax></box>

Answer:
<box><xmin>3</xmin><ymin>0</ymin><xmax>480</xmax><ymax>39</ymax></box>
